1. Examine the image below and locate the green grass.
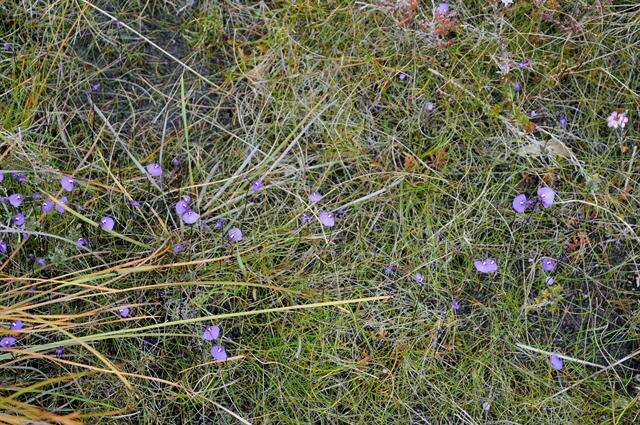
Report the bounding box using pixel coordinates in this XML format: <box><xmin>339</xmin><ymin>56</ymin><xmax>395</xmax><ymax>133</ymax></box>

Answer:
<box><xmin>1</xmin><ymin>0</ymin><xmax>639</xmax><ymax>423</ymax></box>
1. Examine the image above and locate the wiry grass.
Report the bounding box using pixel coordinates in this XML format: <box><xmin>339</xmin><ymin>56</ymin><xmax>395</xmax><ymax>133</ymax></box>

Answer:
<box><xmin>1</xmin><ymin>0</ymin><xmax>639</xmax><ymax>423</ymax></box>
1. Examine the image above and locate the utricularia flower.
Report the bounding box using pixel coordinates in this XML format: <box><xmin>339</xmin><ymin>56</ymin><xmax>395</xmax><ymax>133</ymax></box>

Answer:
<box><xmin>308</xmin><ymin>191</ymin><xmax>322</xmax><ymax>203</ymax></box>
<box><xmin>537</xmin><ymin>186</ymin><xmax>556</xmax><ymax>209</ymax></box>
<box><xmin>12</xmin><ymin>213</ymin><xmax>25</xmax><ymax>226</ymax></box>
<box><xmin>8</xmin><ymin>194</ymin><xmax>24</xmax><ymax>208</ymax></box>
<box><xmin>549</xmin><ymin>354</ymin><xmax>563</xmax><ymax>370</ymax></box>
<box><xmin>202</xmin><ymin>325</ymin><xmax>220</xmax><ymax>341</ymax></box>
<box><xmin>318</xmin><ymin>211</ymin><xmax>335</xmax><ymax>227</ymax></box>
<box><xmin>146</xmin><ymin>163</ymin><xmax>162</xmax><ymax>177</ymax></box>
<box><xmin>250</xmin><ymin>179</ymin><xmax>263</xmax><ymax>192</ymax></box>
<box><xmin>55</xmin><ymin>196</ymin><xmax>68</xmax><ymax>214</ymax></box>
<box><xmin>228</xmin><ymin>227</ymin><xmax>243</xmax><ymax>243</ymax></box>
<box><xmin>118</xmin><ymin>306</ymin><xmax>129</xmax><ymax>318</ymax></box>
<box><xmin>414</xmin><ymin>273</ymin><xmax>424</xmax><ymax>284</ymax></box>
<box><xmin>541</xmin><ymin>257</ymin><xmax>557</xmax><ymax>272</ymax></box>
<box><xmin>60</xmin><ymin>175</ymin><xmax>75</xmax><ymax>192</ymax></box>
<box><xmin>474</xmin><ymin>258</ymin><xmax>498</xmax><ymax>274</ymax></box>
<box><xmin>100</xmin><ymin>216</ymin><xmax>115</xmax><ymax>231</ymax></box>
<box><xmin>435</xmin><ymin>2</ymin><xmax>450</xmax><ymax>17</ymax></box>
<box><xmin>606</xmin><ymin>111</ymin><xmax>628</xmax><ymax>130</ymax></box>
<box><xmin>210</xmin><ymin>345</ymin><xmax>227</xmax><ymax>361</ymax></box>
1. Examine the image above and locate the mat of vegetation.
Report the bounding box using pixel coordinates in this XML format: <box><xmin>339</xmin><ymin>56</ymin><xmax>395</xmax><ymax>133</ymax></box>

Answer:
<box><xmin>1</xmin><ymin>0</ymin><xmax>639</xmax><ymax>423</ymax></box>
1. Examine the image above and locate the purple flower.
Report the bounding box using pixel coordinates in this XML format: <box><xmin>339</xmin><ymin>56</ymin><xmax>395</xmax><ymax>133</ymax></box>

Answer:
<box><xmin>210</xmin><ymin>345</ymin><xmax>227</xmax><ymax>361</ymax></box>
<box><xmin>76</xmin><ymin>238</ymin><xmax>89</xmax><ymax>248</ymax></box>
<box><xmin>118</xmin><ymin>306</ymin><xmax>130</xmax><ymax>318</ymax></box>
<box><xmin>10</xmin><ymin>320</ymin><xmax>22</xmax><ymax>331</ymax></box>
<box><xmin>318</xmin><ymin>211</ymin><xmax>335</xmax><ymax>227</ymax></box>
<box><xmin>308</xmin><ymin>191</ymin><xmax>322</xmax><ymax>203</ymax></box>
<box><xmin>425</xmin><ymin>101</ymin><xmax>435</xmax><ymax>112</ymax></box>
<box><xmin>250</xmin><ymin>179</ymin><xmax>263</xmax><ymax>192</ymax></box>
<box><xmin>3</xmin><ymin>42</ymin><xmax>12</xmax><ymax>52</ymax></box>
<box><xmin>398</xmin><ymin>72</ymin><xmax>407</xmax><ymax>81</ymax></box>
<box><xmin>512</xmin><ymin>194</ymin><xmax>528</xmax><ymax>213</ymax></box>
<box><xmin>202</xmin><ymin>325</ymin><xmax>220</xmax><ymax>341</ymax></box>
<box><xmin>0</xmin><ymin>171</ymin><xmax>3</xmax><ymax>182</ymax></box>
<box><xmin>31</xmin><ymin>192</ymin><xmax>41</xmax><ymax>201</ymax></box>
<box><xmin>537</xmin><ymin>186</ymin><xmax>556</xmax><ymax>209</ymax></box>
<box><xmin>451</xmin><ymin>299</ymin><xmax>460</xmax><ymax>311</ymax></box>
<box><xmin>607</xmin><ymin>111</ymin><xmax>628</xmax><ymax>129</ymax></box>
<box><xmin>435</xmin><ymin>2</ymin><xmax>449</xmax><ymax>16</ymax></box>
<box><xmin>35</xmin><ymin>258</ymin><xmax>45</xmax><ymax>266</ymax></box>
<box><xmin>181</xmin><ymin>210</ymin><xmax>200</xmax><ymax>225</ymax></box>
<box><xmin>545</xmin><ymin>276</ymin><xmax>554</xmax><ymax>285</ymax></box>
<box><xmin>12</xmin><ymin>213</ymin><xmax>25</xmax><ymax>226</ymax></box>
<box><xmin>559</xmin><ymin>114</ymin><xmax>567</xmax><ymax>129</ymax></box>
<box><xmin>384</xmin><ymin>262</ymin><xmax>397</xmax><ymax>274</ymax></box>
<box><xmin>55</xmin><ymin>346</ymin><xmax>63</xmax><ymax>357</ymax></box>
<box><xmin>0</xmin><ymin>240</ymin><xmax>6</xmax><ymax>254</ymax></box>
<box><xmin>171</xmin><ymin>157</ymin><xmax>180</xmax><ymax>168</ymax></box>
<box><xmin>41</xmin><ymin>199</ymin><xmax>53</xmax><ymax>214</ymax></box>
<box><xmin>100</xmin><ymin>216</ymin><xmax>115</xmax><ymax>231</ymax></box>
<box><xmin>60</xmin><ymin>175</ymin><xmax>75</xmax><ymax>192</ymax></box>
<box><xmin>114</xmin><ymin>19</ymin><xmax>124</xmax><ymax>28</ymax></box>
<box><xmin>300</xmin><ymin>213</ymin><xmax>311</xmax><ymax>223</ymax></box>
<box><xmin>214</xmin><ymin>218</ymin><xmax>226</xmax><ymax>229</ymax></box>
<box><xmin>0</xmin><ymin>336</ymin><xmax>16</xmax><ymax>347</ymax></box>
<box><xmin>8</xmin><ymin>194</ymin><xmax>24</xmax><ymax>208</ymax></box>
<box><xmin>130</xmin><ymin>200</ymin><xmax>141</xmax><ymax>209</ymax></box>
<box><xmin>549</xmin><ymin>354</ymin><xmax>563</xmax><ymax>370</ymax></box>
<box><xmin>11</xmin><ymin>173</ymin><xmax>26</xmax><ymax>184</ymax></box>
<box><xmin>474</xmin><ymin>258</ymin><xmax>498</xmax><ymax>274</ymax></box>
<box><xmin>541</xmin><ymin>257</ymin><xmax>557</xmax><ymax>272</ymax></box>
<box><xmin>517</xmin><ymin>59</ymin><xmax>530</xmax><ymax>69</ymax></box>
<box><xmin>55</xmin><ymin>196</ymin><xmax>68</xmax><ymax>214</ymax></box>
<box><xmin>414</xmin><ymin>273</ymin><xmax>424</xmax><ymax>284</ymax></box>
<box><xmin>91</xmin><ymin>83</ymin><xmax>100</xmax><ymax>92</ymax></box>
<box><xmin>228</xmin><ymin>227</ymin><xmax>243</xmax><ymax>243</ymax></box>
<box><xmin>146</xmin><ymin>163</ymin><xmax>162</xmax><ymax>177</ymax></box>
<box><xmin>175</xmin><ymin>199</ymin><xmax>190</xmax><ymax>216</ymax></box>
<box><xmin>172</xmin><ymin>243</ymin><xmax>183</xmax><ymax>253</ymax></box>
<box><xmin>514</xmin><ymin>81</ymin><xmax>522</xmax><ymax>93</ymax></box>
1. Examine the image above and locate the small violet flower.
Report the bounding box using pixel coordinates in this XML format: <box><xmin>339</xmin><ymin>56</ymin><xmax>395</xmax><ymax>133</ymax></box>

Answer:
<box><xmin>414</xmin><ymin>273</ymin><xmax>424</xmax><ymax>284</ymax></box>
<box><xmin>210</xmin><ymin>345</ymin><xmax>227</xmax><ymax>361</ymax></box>
<box><xmin>474</xmin><ymin>258</ymin><xmax>498</xmax><ymax>274</ymax></box>
<box><xmin>146</xmin><ymin>163</ymin><xmax>162</xmax><ymax>177</ymax></box>
<box><xmin>559</xmin><ymin>114</ymin><xmax>567</xmax><ymax>129</ymax></box>
<box><xmin>512</xmin><ymin>194</ymin><xmax>528</xmax><ymax>213</ymax></box>
<box><xmin>308</xmin><ymin>191</ymin><xmax>322</xmax><ymax>203</ymax></box>
<box><xmin>606</xmin><ymin>111</ymin><xmax>628</xmax><ymax>130</ymax></box>
<box><xmin>42</xmin><ymin>199</ymin><xmax>53</xmax><ymax>214</ymax></box>
<box><xmin>8</xmin><ymin>194</ymin><xmax>24</xmax><ymax>208</ymax></box>
<box><xmin>250</xmin><ymin>179</ymin><xmax>263</xmax><ymax>192</ymax></box>
<box><xmin>541</xmin><ymin>257</ymin><xmax>557</xmax><ymax>272</ymax></box>
<box><xmin>10</xmin><ymin>320</ymin><xmax>22</xmax><ymax>330</ymax></box>
<box><xmin>0</xmin><ymin>240</ymin><xmax>6</xmax><ymax>254</ymax></box>
<box><xmin>55</xmin><ymin>196</ymin><xmax>68</xmax><ymax>214</ymax></box>
<box><xmin>35</xmin><ymin>258</ymin><xmax>45</xmax><ymax>266</ymax></box>
<box><xmin>171</xmin><ymin>157</ymin><xmax>180</xmax><ymax>168</ymax></box>
<box><xmin>537</xmin><ymin>186</ymin><xmax>556</xmax><ymax>209</ymax></box>
<box><xmin>118</xmin><ymin>306</ymin><xmax>129</xmax><ymax>318</ymax></box>
<box><xmin>451</xmin><ymin>299</ymin><xmax>461</xmax><ymax>311</ymax></box>
<box><xmin>300</xmin><ymin>213</ymin><xmax>311</xmax><ymax>223</ymax></box>
<box><xmin>545</xmin><ymin>276</ymin><xmax>555</xmax><ymax>286</ymax></box>
<box><xmin>172</xmin><ymin>244</ymin><xmax>183</xmax><ymax>254</ymax></box>
<box><xmin>228</xmin><ymin>227</ymin><xmax>243</xmax><ymax>243</ymax></box>
<box><xmin>175</xmin><ymin>198</ymin><xmax>190</xmax><ymax>216</ymax></box>
<box><xmin>549</xmin><ymin>354</ymin><xmax>563</xmax><ymax>370</ymax></box>
<box><xmin>12</xmin><ymin>213</ymin><xmax>25</xmax><ymax>226</ymax></box>
<box><xmin>55</xmin><ymin>346</ymin><xmax>63</xmax><ymax>357</ymax></box>
<box><xmin>76</xmin><ymin>238</ymin><xmax>89</xmax><ymax>248</ymax></box>
<box><xmin>0</xmin><ymin>336</ymin><xmax>16</xmax><ymax>347</ymax></box>
<box><xmin>181</xmin><ymin>210</ymin><xmax>200</xmax><ymax>225</ymax></box>
<box><xmin>202</xmin><ymin>325</ymin><xmax>220</xmax><ymax>341</ymax></box>
<box><xmin>435</xmin><ymin>2</ymin><xmax>450</xmax><ymax>17</ymax></box>
<box><xmin>318</xmin><ymin>211</ymin><xmax>335</xmax><ymax>227</ymax></box>
<box><xmin>514</xmin><ymin>81</ymin><xmax>522</xmax><ymax>93</ymax></box>
<box><xmin>214</xmin><ymin>218</ymin><xmax>226</xmax><ymax>229</ymax></box>
<box><xmin>60</xmin><ymin>175</ymin><xmax>75</xmax><ymax>192</ymax></box>
<box><xmin>100</xmin><ymin>216</ymin><xmax>115</xmax><ymax>231</ymax></box>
